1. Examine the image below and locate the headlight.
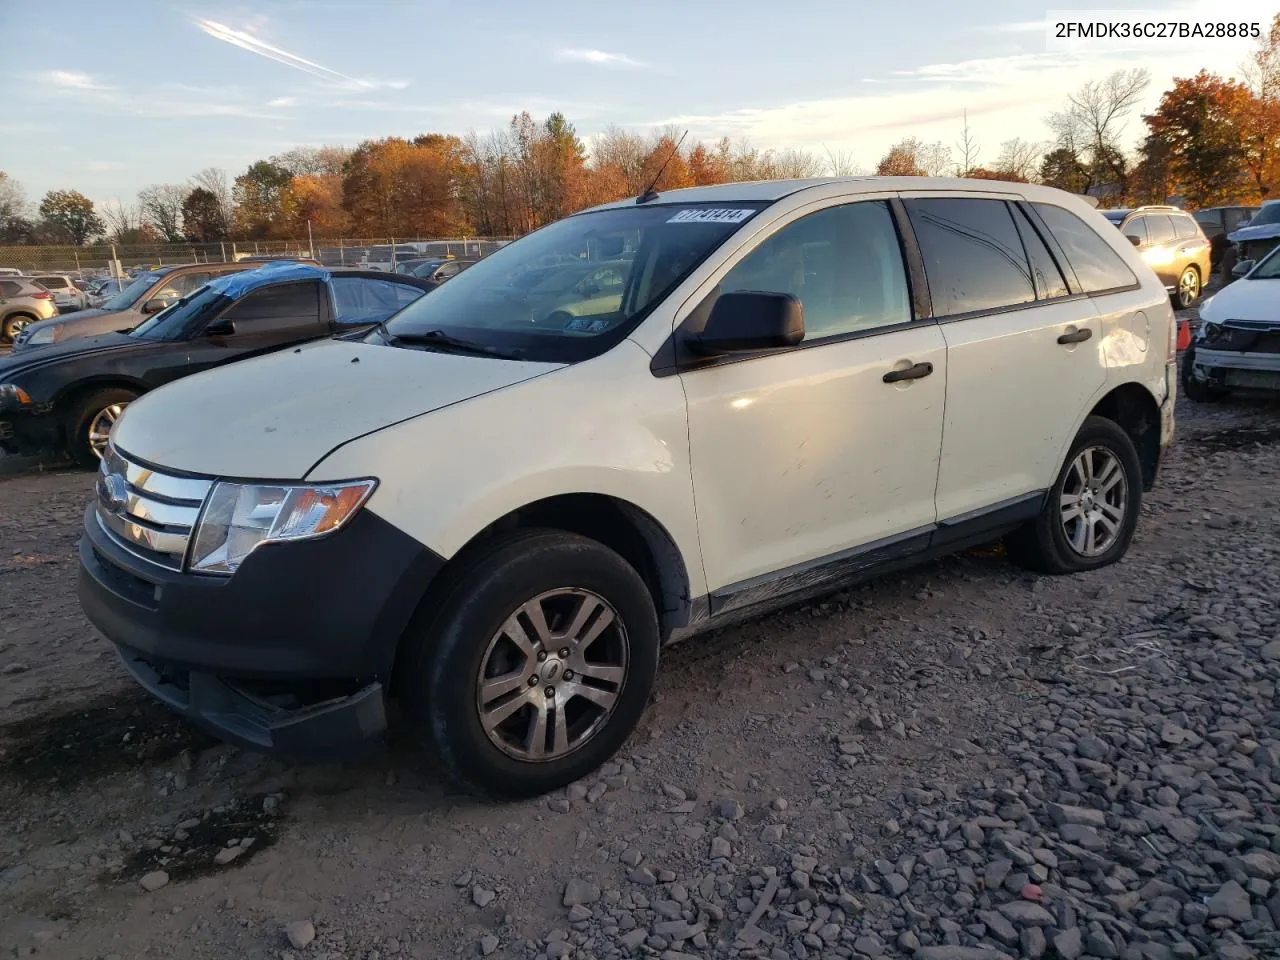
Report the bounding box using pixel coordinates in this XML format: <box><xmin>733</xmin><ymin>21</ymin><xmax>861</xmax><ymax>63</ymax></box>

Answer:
<box><xmin>188</xmin><ymin>479</ymin><xmax>377</xmax><ymax>575</ymax></box>
<box><xmin>1200</xmin><ymin>321</ymin><xmax>1223</xmax><ymax>344</ymax></box>
<box><xmin>0</xmin><ymin>384</ymin><xmax>33</xmax><ymax>411</ymax></box>
<box><xmin>22</xmin><ymin>324</ymin><xmax>58</xmax><ymax>346</ymax></box>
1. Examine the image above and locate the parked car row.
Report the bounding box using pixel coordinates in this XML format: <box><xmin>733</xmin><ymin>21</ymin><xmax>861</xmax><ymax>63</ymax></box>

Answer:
<box><xmin>0</xmin><ymin>261</ymin><xmax>431</xmax><ymax>464</ymax></box>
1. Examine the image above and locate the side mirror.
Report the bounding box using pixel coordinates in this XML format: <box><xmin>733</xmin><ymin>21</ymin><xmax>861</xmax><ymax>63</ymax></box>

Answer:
<box><xmin>141</xmin><ymin>298</ymin><xmax>170</xmax><ymax>314</ymax></box>
<box><xmin>1126</xmin><ymin>234</ymin><xmax>1142</xmax><ymax>247</ymax></box>
<box><xmin>204</xmin><ymin>318</ymin><xmax>236</xmax><ymax>337</ymax></box>
<box><xmin>688</xmin><ymin>291</ymin><xmax>804</xmax><ymax>356</ymax></box>
<box><xmin>1231</xmin><ymin>259</ymin><xmax>1255</xmax><ymax>278</ymax></box>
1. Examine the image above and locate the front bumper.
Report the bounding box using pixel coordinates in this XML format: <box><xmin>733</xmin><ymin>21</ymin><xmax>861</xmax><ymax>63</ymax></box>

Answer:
<box><xmin>78</xmin><ymin>502</ymin><xmax>445</xmax><ymax>761</ymax></box>
<box><xmin>1187</xmin><ymin>346</ymin><xmax>1280</xmax><ymax>392</ymax></box>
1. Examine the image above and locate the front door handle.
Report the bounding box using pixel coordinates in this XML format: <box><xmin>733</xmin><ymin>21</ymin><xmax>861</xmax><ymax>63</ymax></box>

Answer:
<box><xmin>1058</xmin><ymin>327</ymin><xmax>1093</xmax><ymax>344</ymax></box>
<box><xmin>882</xmin><ymin>361</ymin><xmax>934</xmax><ymax>383</ymax></box>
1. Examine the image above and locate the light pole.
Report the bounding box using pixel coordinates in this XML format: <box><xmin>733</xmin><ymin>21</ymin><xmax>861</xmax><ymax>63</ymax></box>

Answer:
<box><xmin>306</xmin><ymin>219</ymin><xmax>314</xmax><ymax>259</ymax></box>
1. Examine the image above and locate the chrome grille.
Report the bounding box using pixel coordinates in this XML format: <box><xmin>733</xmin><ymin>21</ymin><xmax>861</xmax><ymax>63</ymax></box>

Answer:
<box><xmin>95</xmin><ymin>444</ymin><xmax>213</xmax><ymax>571</ymax></box>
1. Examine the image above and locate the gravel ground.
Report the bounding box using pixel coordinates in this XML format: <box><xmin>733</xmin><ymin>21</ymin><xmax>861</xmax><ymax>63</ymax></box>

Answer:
<box><xmin>2</xmin><ymin>375</ymin><xmax>1279</xmax><ymax>960</ymax></box>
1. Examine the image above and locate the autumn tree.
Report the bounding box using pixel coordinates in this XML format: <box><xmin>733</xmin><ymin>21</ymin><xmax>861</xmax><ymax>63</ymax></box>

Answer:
<box><xmin>190</xmin><ymin>168</ymin><xmax>233</xmax><ymax>234</ymax></box>
<box><xmin>232</xmin><ymin>160</ymin><xmax>293</xmax><ymax>238</ymax></box>
<box><xmin>99</xmin><ymin>198</ymin><xmax>141</xmax><ymax>241</ymax></box>
<box><xmin>964</xmin><ymin>167</ymin><xmax>1029</xmax><ymax>182</ymax></box>
<box><xmin>918</xmin><ymin>142</ymin><xmax>952</xmax><ymax>178</ymax></box>
<box><xmin>1144</xmin><ymin>71</ymin><xmax>1254</xmax><ymax>208</ymax></box>
<box><xmin>342</xmin><ymin>135</ymin><xmax>469</xmax><ymax>238</ymax></box>
<box><xmin>280</xmin><ymin>174</ymin><xmax>349</xmax><ymax>240</ymax></box>
<box><xmin>0</xmin><ymin>172</ymin><xmax>33</xmax><ymax>243</ymax></box>
<box><xmin>996</xmin><ymin>138</ymin><xmax>1045</xmax><ymax>181</ymax></box>
<box><xmin>272</xmin><ymin>145</ymin><xmax>352</xmax><ymax>178</ymax></box>
<box><xmin>38</xmin><ymin>189</ymin><xmax>102</xmax><ymax>244</ymax></box>
<box><xmin>1039</xmin><ymin>147</ymin><xmax>1089</xmax><ymax>194</ymax></box>
<box><xmin>182</xmin><ymin>188</ymin><xmax>226</xmax><ymax>242</ymax></box>
<box><xmin>1049</xmin><ymin>69</ymin><xmax>1149</xmax><ymax>196</ymax></box>
<box><xmin>876</xmin><ymin>138</ymin><xmax>926</xmax><ymax>176</ymax></box>
<box><xmin>1242</xmin><ymin>13</ymin><xmax>1280</xmax><ymax>198</ymax></box>
<box><xmin>955</xmin><ymin>111</ymin><xmax>980</xmax><ymax>175</ymax></box>
<box><xmin>137</xmin><ymin>184</ymin><xmax>189</xmax><ymax>242</ymax></box>
<box><xmin>688</xmin><ymin>142</ymin><xmax>729</xmax><ymax>184</ymax></box>
<box><xmin>1131</xmin><ymin>133</ymin><xmax>1175</xmax><ymax>205</ymax></box>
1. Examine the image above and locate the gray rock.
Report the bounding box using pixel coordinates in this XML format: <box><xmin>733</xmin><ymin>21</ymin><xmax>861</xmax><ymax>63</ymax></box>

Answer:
<box><xmin>138</xmin><ymin>871</ymin><xmax>169</xmax><ymax>892</ymax></box>
<box><xmin>1208</xmin><ymin>880</ymin><xmax>1252</xmax><ymax>922</ymax></box>
<box><xmin>1020</xmin><ymin>927</ymin><xmax>1046</xmax><ymax>960</ymax></box>
<box><xmin>985</xmin><ymin>859</ymin><xmax>1013</xmax><ymax>890</ymax></box>
<box><xmin>628</xmin><ymin>866</ymin><xmax>657</xmax><ymax>886</ymax></box>
<box><xmin>479</xmin><ymin>934</ymin><xmax>499</xmax><ymax>956</ymax></box>
<box><xmin>472</xmin><ymin>886</ymin><xmax>495</xmax><ymax>908</ymax></box>
<box><xmin>283</xmin><ymin>921</ymin><xmax>315</xmax><ymax>950</ymax></box>
<box><xmin>619</xmin><ymin>929</ymin><xmax>647</xmax><ymax>949</ymax></box>
<box><xmin>710</xmin><ymin>837</ymin><xmax>732</xmax><ymax>859</ymax></box>
<box><xmin>567</xmin><ymin>904</ymin><xmax>592</xmax><ymax>922</ymax></box>
<box><xmin>997</xmin><ymin>900</ymin><xmax>1055</xmax><ymax>926</ymax></box>
<box><xmin>718</xmin><ymin>798</ymin><xmax>745</xmax><ymax>820</ymax></box>
<box><xmin>1051</xmin><ymin>927</ymin><xmax>1082</xmax><ymax>960</ymax></box>
<box><xmin>913</xmin><ymin>948</ymin><xmax>1012</xmax><ymax>960</ymax></box>
<box><xmin>854</xmin><ymin>934</ymin><xmax>885</xmax><ymax>956</ymax></box>
<box><xmin>562</xmin><ymin>878</ymin><xmax>601</xmax><ymax>907</ymax></box>
<box><xmin>976</xmin><ymin>909</ymin><xmax>1018</xmax><ymax>945</ymax></box>
<box><xmin>1059</xmin><ymin>824</ymin><xmax>1105</xmax><ymax>849</ymax></box>
<box><xmin>1045</xmin><ymin>803</ymin><xmax>1106</xmax><ymax>828</ymax></box>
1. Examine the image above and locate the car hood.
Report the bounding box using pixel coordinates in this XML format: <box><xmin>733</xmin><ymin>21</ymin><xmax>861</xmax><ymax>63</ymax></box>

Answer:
<box><xmin>0</xmin><ymin>331</ymin><xmax>143</xmax><ymax>374</ymax></box>
<box><xmin>1199</xmin><ymin>277</ymin><xmax>1280</xmax><ymax>326</ymax></box>
<box><xmin>13</xmin><ymin>308</ymin><xmax>129</xmax><ymax>350</ymax></box>
<box><xmin>1227</xmin><ymin>222</ymin><xmax>1280</xmax><ymax>243</ymax></box>
<box><xmin>111</xmin><ymin>337</ymin><xmax>565</xmax><ymax>479</ymax></box>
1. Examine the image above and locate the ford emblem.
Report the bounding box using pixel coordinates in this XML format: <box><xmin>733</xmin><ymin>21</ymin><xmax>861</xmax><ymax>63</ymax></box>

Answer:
<box><xmin>98</xmin><ymin>472</ymin><xmax>129</xmax><ymax>512</ymax></box>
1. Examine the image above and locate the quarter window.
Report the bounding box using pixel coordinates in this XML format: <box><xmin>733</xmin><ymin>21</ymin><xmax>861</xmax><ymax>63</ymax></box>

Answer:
<box><xmin>1122</xmin><ymin>217</ymin><xmax>1148</xmax><ymax>247</ymax></box>
<box><xmin>331</xmin><ymin>277</ymin><xmax>426</xmax><ymax>324</ymax></box>
<box><xmin>0</xmin><ymin>281</ymin><xmax>20</xmax><ymax>297</ymax></box>
<box><xmin>904</xmin><ymin>197</ymin><xmax>1035</xmax><ymax>317</ymax></box>
<box><xmin>1011</xmin><ymin>205</ymin><xmax>1070</xmax><ymax>300</ymax></box>
<box><xmin>1031</xmin><ymin>203</ymin><xmax>1139</xmax><ymax>294</ymax></box>
<box><xmin>718</xmin><ymin>200</ymin><xmax>912</xmax><ymax>340</ymax></box>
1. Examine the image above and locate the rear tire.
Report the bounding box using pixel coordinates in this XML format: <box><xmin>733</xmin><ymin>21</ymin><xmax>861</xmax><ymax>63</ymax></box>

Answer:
<box><xmin>67</xmin><ymin>387</ymin><xmax>138</xmax><ymax>468</ymax></box>
<box><xmin>397</xmin><ymin>529</ymin><xmax>659</xmax><ymax>799</ymax></box>
<box><xmin>1172</xmin><ymin>265</ymin><xmax>1200</xmax><ymax>310</ymax></box>
<box><xmin>1005</xmin><ymin>417</ymin><xmax>1142</xmax><ymax>575</ymax></box>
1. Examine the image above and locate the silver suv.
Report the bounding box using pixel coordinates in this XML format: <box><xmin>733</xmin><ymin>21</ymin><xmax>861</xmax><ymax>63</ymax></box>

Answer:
<box><xmin>1</xmin><ymin>278</ymin><xmax>58</xmax><ymax>342</ymax></box>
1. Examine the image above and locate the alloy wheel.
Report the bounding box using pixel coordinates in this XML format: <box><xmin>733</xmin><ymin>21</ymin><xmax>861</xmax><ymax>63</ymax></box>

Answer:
<box><xmin>87</xmin><ymin>403</ymin><xmax>128</xmax><ymax>460</ymax></box>
<box><xmin>1059</xmin><ymin>445</ymin><xmax>1127</xmax><ymax>558</ymax></box>
<box><xmin>1178</xmin><ymin>268</ymin><xmax>1199</xmax><ymax>308</ymax></box>
<box><xmin>475</xmin><ymin>588</ymin><xmax>628</xmax><ymax>763</ymax></box>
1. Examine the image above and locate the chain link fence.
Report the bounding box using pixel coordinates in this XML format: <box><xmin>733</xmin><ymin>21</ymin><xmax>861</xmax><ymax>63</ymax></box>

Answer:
<box><xmin>0</xmin><ymin>237</ymin><xmax>515</xmax><ymax>276</ymax></box>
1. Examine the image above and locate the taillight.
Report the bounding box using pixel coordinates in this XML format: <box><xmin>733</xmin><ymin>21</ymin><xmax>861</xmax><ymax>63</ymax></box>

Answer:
<box><xmin>1167</xmin><ymin>310</ymin><xmax>1177</xmax><ymax>361</ymax></box>
<box><xmin>32</xmin><ymin>291</ymin><xmax>53</xmax><ymax>300</ymax></box>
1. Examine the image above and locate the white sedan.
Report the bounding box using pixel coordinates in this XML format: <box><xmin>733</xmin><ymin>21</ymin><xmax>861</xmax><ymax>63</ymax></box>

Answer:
<box><xmin>1183</xmin><ymin>246</ymin><xmax>1280</xmax><ymax>400</ymax></box>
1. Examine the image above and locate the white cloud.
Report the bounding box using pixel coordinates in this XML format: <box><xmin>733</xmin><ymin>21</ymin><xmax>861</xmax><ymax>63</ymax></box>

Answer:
<box><xmin>268</xmin><ymin>96</ymin><xmax>298</xmax><ymax>107</ymax></box>
<box><xmin>50</xmin><ymin>71</ymin><xmax>104</xmax><ymax>91</ymax></box>
<box><xmin>193</xmin><ymin>17</ymin><xmax>408</xmax><ymax>91</ymax></box>
<box><xmin>555</xmin><ymin>48</ymin><xmax>646</xmax><ymax>69</ymax></box>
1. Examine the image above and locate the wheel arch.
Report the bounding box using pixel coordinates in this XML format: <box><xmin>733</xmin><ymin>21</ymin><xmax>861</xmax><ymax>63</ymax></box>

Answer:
<box><xmin>53</xmin><ymin>377</ymin><xmax>149</xmax><ymax>413</ymax></box>
<box><xmin>1085</xmin><ymin>382</ymin><xmax>1162</xmax><ymax>491</ymax></box>
<box><xmin>411</xmin><ymin>493</ymin><xmax>696</xmax><ymax>647</ymax></box>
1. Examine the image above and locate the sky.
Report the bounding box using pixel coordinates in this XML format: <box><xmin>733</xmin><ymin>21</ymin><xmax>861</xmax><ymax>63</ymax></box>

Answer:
<box><xmin>1</xmin><ymin>0</ymin><xmax>1276</xmax><ymax>212</ymax></box>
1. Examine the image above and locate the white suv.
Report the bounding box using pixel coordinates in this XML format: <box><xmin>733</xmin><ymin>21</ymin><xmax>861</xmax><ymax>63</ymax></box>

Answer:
<box><xmin>78</xmin><ymin>177</ymin><xmax>1176</xmax><ymax>798</ymax></box>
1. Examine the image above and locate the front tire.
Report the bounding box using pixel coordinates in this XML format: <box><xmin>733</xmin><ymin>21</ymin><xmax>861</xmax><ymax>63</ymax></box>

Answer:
<box><xmin>67</xmin><ymin>387</ymin><xmax>138</xmax><ymax>468</ymax></box>
<box><xmin>398</xmin><ymin>529</ymin><xmax>659</xmax><ymax>799</ymax></box>
<box><xmin>1005</xmin><ymin>417</ymin><xmax>1142</xmax><ymax>575</ymax></box>
<box><xmin>3</xmin><ymin>313</ymin><xmax>36</xmax><ymax>342</ymax></box>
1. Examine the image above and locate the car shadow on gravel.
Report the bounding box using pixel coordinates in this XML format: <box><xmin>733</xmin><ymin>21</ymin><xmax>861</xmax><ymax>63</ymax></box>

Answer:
<box><xmin>1191</xmin><ymin>421</ymin><xmax>1280</xmax><ymax>451</ymax></box>
<box><xmin>0</xmin><ymin>689</ymin><xmax>216</xmax><ymax>788</ymax></box>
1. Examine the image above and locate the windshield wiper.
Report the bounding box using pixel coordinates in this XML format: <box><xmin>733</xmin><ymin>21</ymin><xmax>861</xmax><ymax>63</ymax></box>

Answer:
<box><xmin>377</xmin><ymin>325</ymin><xmax>521</xmax><ymax>360</ymax></box>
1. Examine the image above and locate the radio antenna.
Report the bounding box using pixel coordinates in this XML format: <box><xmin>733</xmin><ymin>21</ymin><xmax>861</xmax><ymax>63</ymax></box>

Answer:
<box><xmin>636</xmin><ymin>129</ymin><xmax>688</xmax><ymax>204</ymax></box>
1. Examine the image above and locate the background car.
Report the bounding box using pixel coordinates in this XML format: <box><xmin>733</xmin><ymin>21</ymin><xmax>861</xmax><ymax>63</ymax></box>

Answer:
<box><xmin>1100</xmin><ymin>205</ymin><xmax>1211</xmax><ymax>308</ymax></box>
<box><xmin>0</xmin><ymin>263</ymin><xmax>433</xmax><ymax>464</ymax></box>
<box><xmin>1225</xmin><ymin>199</ymin><xmax>1280</xmax><ymax>272</ymax></box>
<box><xmin>31</xmin><ymin>274</ymin><xmax>89</xmax><ymax>312</ymax></box>
<box><xmin>1183</xmin><ymin>243</ymin><xmax>1280</xmax><ymax>402</ymax></box>
<box><xmin>1192</xmin><ymin>205</ymin><xmax>1257</xmax><ymax>276</ymax></box>
<box><xmin>0</xmin><ymin>267</ymin><xmax>25</xmax><ymax>278</ymax></box>
<box><xmin>12</xmin><ymin>259</ymin><xmax>313</xmax><ymax>350</ymax></box>
<box><xmin>396</xmin><ymin>257</ymin><xmax>477</xmax><ymax>285</ymax></box>
<box><xmin>1</xmin><ymin>277</ymin><xmax>58</xmax><ymax>342</ymax></box>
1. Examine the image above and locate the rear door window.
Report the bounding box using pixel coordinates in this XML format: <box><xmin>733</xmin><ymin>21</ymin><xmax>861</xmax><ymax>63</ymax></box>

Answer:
<box><xmin>1031</xmin><ymin>203</ymin><xmax>1139</xmax><ymax>294</ymax></box>
<box><xmin>1172</xmin><ymin>215</ymin><xmax>1200</xmax><ymax>240</ymax></box>
<box><xmin>1146</xmin><ymin>215</ymin><xmax>1177</xmax><ymax>245</ymax></box>
<box><xmin>1010</xmin><ymin>205</ymin><xmax>1070</xmax><ymax>300</ymax></box>
<box><xmin>330</xmin><ymin>276</ymin><xmax>427</xmax><ymax>324</ymax></box>
<box><xmin>904</xmin><ymin>197</ymin><xmax>1036</xmax><ymax>317</ymax></box>
<box><xmin>35</xmin><ymin>276</ymin><xmax>68</xmax><ymax>289</ymax></box>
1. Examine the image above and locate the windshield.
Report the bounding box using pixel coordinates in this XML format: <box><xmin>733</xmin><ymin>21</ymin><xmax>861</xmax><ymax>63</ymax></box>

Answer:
<box><xmin>1248</xmin><ymin>244</ymin><xmax>1280</xmax><ymax>279</ymax></box>
<box><xmin>378</xmin><ymin>201</ymin><xmax>768</xmax><ymax>363</ymax></box>
<box><xmin>129</xmin><ymin>283</ymin><xmax>231</xmax><ymax>341</ymax></box>
<box><xmin>1245</xmin><ymin>202</ymin><xmax>1280</xmax><ymax>227</ymax></box>
<box><xmin>102</xmin><ymin>272</ymin><xmax>164</xmax><ymax>311</ymax></box>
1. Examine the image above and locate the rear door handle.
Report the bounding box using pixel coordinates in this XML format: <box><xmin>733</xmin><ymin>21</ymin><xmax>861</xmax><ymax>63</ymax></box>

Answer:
<box><xmin>1058</xmin><ymin>328</ymin><xmax>1093</xmax><ymax>344</ymax></box>
<box><xmin>883</xmin><ymin>361</ymin><xmax>934</xmax><ymax>383</ymax></box>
